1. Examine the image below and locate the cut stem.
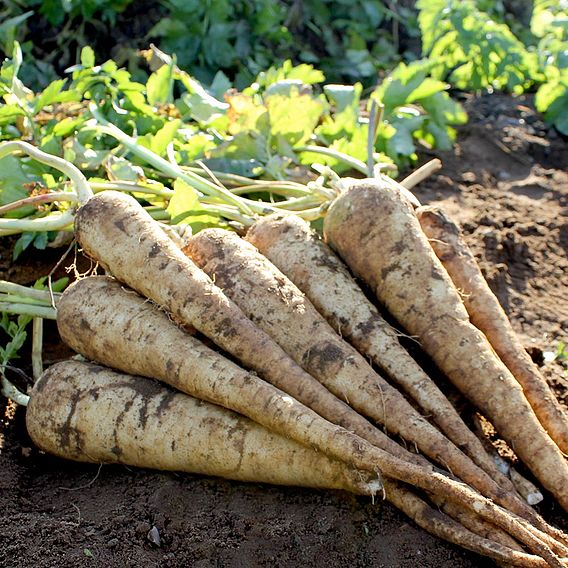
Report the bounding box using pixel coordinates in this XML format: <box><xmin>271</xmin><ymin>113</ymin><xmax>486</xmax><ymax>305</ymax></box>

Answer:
<box><xmin>400</xmin><ymin>159</ymin><xmax>442</xmax><ymax>190</ymax></box>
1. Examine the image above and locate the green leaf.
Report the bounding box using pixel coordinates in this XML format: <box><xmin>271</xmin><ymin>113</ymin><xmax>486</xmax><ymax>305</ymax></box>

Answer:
<box><xmin>147</xmin><ymin>63</ymin><xmax>174</xmax><ymax>105</ymax></box>
<box><xmin>80</xmin><ymin>46</ymin><xmax>96</xmax><ymax>68</ymax></box>
<box><xmin>166</xmin><ymin>178</ymin><xmax>219</xmax><ymax>230</ymax></box>
<box><xmin>0</xmin><ymin>104</ymin><xmax>25</xmax><ymax>125</ymax></box>
<box><xmin>104</xmin><ymin>156</ymin><xmax>145</xmax><ymax>182</ymax></box>
<box><xmin>182</xmin><ymin>91</ymin><xmax>228</xmax><ymax>124</ymax></box>
<box><xmin>63</xmin><ymin>139</ymin><xmax>109</xmax><ymax>170</ymax></box>
<box><xmin>152</xmin><ymin>119</ymin><xmax>181</xmax><ymax>156</ymax></box>
<box><xmin>209</xmin><ymin>70</ymin><xmax>232</xmax><ymax>99</ymax></box>
<box><xmin>388</xmin><ymin>113</ymin><xmax>425</xmax><ymax>157</ymax></box>
<box><xmin>417</xmin><ymin>0</ymin><xmax>538</xmax><ymax>93</ymax></box>
<box><xmin>200</xmin><ymin>158</ymin><xmax>263</xmax><ymax>178</ymax></box>
<box><xmin>225</xmin><ymin>93</ymin><xmax>269</xmax><ymax>135</ymax></box>
<box><xmin>34</xmin><ymin>79</ymin><xmax>79</xmax><ymax>112</ymax></box>
<box><xmin>177</xmin><ymin>133</ymin><xmax>216</xmax><ymax>161</ymax></box>
<box><xmin>0</xmin><ymin>11</ymin><xmax>33</xmax><ymax>54</ymax></box>
<box><xmin>0</xmin><ymin>155</ymin><xmax>39</xmax><ymax>212</ymax></box>
<box><xmin>323</xmin><ymin>83</ymin><xmax>362</xmax><ymax>112</ymax></box>
<box><xmin>53</xmin><ymin>116</ymin><xmax>86</xmax><ymax>137</ymax></box>
<box><xmin>256</xmin><ymin>60</ymin><xmax>325</xmax><ymax>89</ymax></box>
<box><xmin>139</xmin><ymin>119</ymin><xmax>182</xmax><ymax>157</ymax></box>
<box><xmin>535</xmin><ymin>73</ymin><xmax>568</xmax><ymax>134</ymax></box>
<box><xmin>12</xmin><ymin>232</ymin><xmax>37</xmax><ymax>260</ymax></box>
<box><xmin>266</xmin><ymin>92</ymin><xmax>325</xmax><ymax>146</ymax></box>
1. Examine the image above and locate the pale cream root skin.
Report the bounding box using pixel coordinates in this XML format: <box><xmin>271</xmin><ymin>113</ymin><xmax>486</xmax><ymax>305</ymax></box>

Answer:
<box><xmin>71</xmin><ymin>193</ymin><xmax>568</xmax><ymax>561</ymax></box>
<box><xmin>245</xmin><ymin>213</ymin><xmax>518</xmax><ymax>495</ymax></box>
<box><xmin>74</xmin><ymin>191</ymin><xmax>412</xmax><ymax>465</ymax></box>
<box><xmin>58</xmin><ymin>278</ymin><xmax>568</xmax><ymax>560</ymax></box>
<box><xmin>26</xmin><ymin>360</ymin><xmax>377</xmax><ymax>492</ymax></box>
<box><xmin>184</xmin><ymin>229</ymin><xmax>557</xmax><ymax>529</ymax></box>
<box><xmin>58</xmin><ymin>276</ymin><xmax>427</xmax><ymax>469</ymax></box>
<box><xmin>323</xmin><ymin>180</ymin><xmax>568</xmax><ymax>512</ymax></box>
<box><xmin>417</xmin><ymin>205</ymin><xmax>568</xmax><ymax>455</ymax></box>
<box><xmin>26</xmin><ymin>361</ymin><xmax>558</xmax><ymax>568</ymax></box>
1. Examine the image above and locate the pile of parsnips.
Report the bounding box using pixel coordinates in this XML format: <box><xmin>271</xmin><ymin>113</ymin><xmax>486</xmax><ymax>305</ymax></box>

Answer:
<box><xmin>26</xmin><ymin>181</ymin><xmax>568</xmax><ymax>567</ymax></box>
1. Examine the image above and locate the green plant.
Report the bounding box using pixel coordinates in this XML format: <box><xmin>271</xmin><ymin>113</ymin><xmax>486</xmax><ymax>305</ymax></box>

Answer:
<box><xmin>532</xmin><ymin>0</ymin><xmax>568</xmax><ymax>134</ymax></box>
<box><xmin>148</xmin><ymin>0</ymin><xmax>408</xmax><ymax>87</ymax></box>
<box><xmin>0</xmin><ymin>45</ymin><xmax>465</xmax><ymax>255</ymax></box>
<box><xmin>417</xmin><ymin>0</ymin><xmax>540</xmax><ymax>94</ymax></box>
<box><xmin>0</xmin><ymin>276</ymin><xmax>66</xmax><ymax>404</ymax></box>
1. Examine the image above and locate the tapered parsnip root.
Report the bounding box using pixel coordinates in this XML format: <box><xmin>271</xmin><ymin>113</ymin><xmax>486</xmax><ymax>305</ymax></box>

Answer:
<box><xmin>184</xmin><ymin>229</ymin><xmax>556</xmax><ymax>532</ymax></box>
<box><xmin>57</xmin><ymin>276</ymin><xmax>428</xmax><ymax>480</ymax></box>
<box><xmin>470</xmin><ymin>413</ymin><xmax>544</xmax><ymax>506</ymax></box>
<box><xmin>416</xmin><ymin>205</ymin><xmax>568</xmax><ymax>456</ymax></box>
<box><xmin>323</xmin><ymin>180</ymin><xmax>568</xmax><ymax>514</ymax></box>
<box><xmin>429</xmin><ymin>494</ymin><xmax>523</xmax><ymax>552</ymax></box>
<box><xmin>245</xmin><ymin>213</ymin><xmax>518</xmax><ymax>494</ymax></box>
<box><xmin>27</xmin><ymin>361</ymin><xmax>559</xmax><ymax>567</ymax></box>
<box><xmin>384</xmin><ymin>481</ymin><xmax>562</xmax><ymax>568</ymax></box>
<box><xmin>26</xmin><ymin>360</ymin><xmax>378</xmax><ymax>492</ymax></box>
<box><xmin>73</xmin><ymin>191</ymin><xmax>413</xmax><ymax>464</ymax></box>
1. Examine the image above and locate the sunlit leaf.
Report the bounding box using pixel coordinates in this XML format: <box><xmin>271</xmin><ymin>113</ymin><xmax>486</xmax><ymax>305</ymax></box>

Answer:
<box><xmin>166</xmin><ymin>178</ymin><xmax>220</xmax><ymax>230</ymax></box>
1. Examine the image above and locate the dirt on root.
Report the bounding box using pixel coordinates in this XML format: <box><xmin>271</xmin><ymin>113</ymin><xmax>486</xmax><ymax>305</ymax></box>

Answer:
<box><xmin>1</xmin><ymin>92</ymin><xmax>567</xmax><ymax>567</ymax></box>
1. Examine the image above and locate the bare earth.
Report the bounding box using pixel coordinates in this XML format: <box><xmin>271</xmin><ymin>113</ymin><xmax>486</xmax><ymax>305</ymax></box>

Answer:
<box><xmin>0</xmin><ymin>93</ymin><xmax>566</xmax><ymax>567</ymax></box>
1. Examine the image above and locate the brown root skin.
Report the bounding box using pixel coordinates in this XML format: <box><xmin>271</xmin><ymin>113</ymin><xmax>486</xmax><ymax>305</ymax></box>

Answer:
<box><xmin>184</xmin><ymin>228</ymin><xmax>561</xmax><ymax>535</ymax></box>
<box><xmin>416</xmin><ymin>205</ymin><xmax>568</xmax><ymax>455</ymax></box>
<box><xmin>246</xmin><ymin>213</ymin><xmax>519</xmax><ymax>496</ymax></box>
<box><xmin>27</xmin><ymin>360</ymin><xmax>556</xmax><ymax>568</ymax></box>
<box><xmin>26</xmin><ymin>360</ymin><xmax>378</xmax><ymax>493</ymax></box>
<box><xmin>322</xmin><ymin>180</ymin><xmax>568</xmax><ymax>513</ymax></box>
<box><xmin>74</xmin><ymin>191</ymin><xmax>412</xmax><ymax>466</ymax></box>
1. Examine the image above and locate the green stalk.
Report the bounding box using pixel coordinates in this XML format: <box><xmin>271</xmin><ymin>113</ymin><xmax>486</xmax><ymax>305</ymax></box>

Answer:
<box><xmin>32</xmin><ymin>317</ymin><xmax>43</xmax><ymax>381</ymax></box>
<box><xmin>90</xmin><ymin>181</ymin><xmax>174</xmax><ymax>199</ymax></box>
<box><xmin>187</xmin><ymin>165</ymin><xmax>315</xmax><ymax>195</ymax></box>
<box><xmin>295</xmin><ymin>145</ymin><xmax>368</xmax><ymax>176</ymax></box>
<box><xmin>0</xmin><ymin>281</ymin><xmax>62</xmax><ymax>302</ymax></box>
<box><xmin>0</xmin><ymin>373</ymin><xmax>29</xmax><ymax>407</ymax></box>
<box><xmin>0</xmin><ymin>141</ymin><xmax>93</xmax><ymax>235</ymax></box>
<box><xmin>0</xmin><ymin>141</ymin><xmax>93</xmax><ymax>204</ymax></box>
<box><xmin>0</xmin><ymin>209</ymin><xmax>75</xmax><ymax>234</ymax></box>
<box><xmin>293</xmin><ymin>206</ymin><xmax>326</xmax><ymax>221</ymax></box>
<box><xmin>224</xmin><ymin>182</ymin><xmax>313</xmax><ymax>198</ymax></box>
<box><xmin>0</xmin><ymin>191</ymin><xmax>78</xmax><ymax>216</ymax></box>
<box><xmin>200</xmin><ymin>203</ymin><xmax>256</xmax><ymax>227</ymax></box>
<box><xmin>256</xmin><ymin>195</ymin><xmax>323</xmax><ymax>211</ymax></box>
<box><xmin>0</xmin><ymin>294</ymin><xmax>60</xmax><ymax>306</ymax></box>
<box><xmin>0</xmin><ymin>303</ymin><xmax>57</xmax><ymax>319</ymax></box>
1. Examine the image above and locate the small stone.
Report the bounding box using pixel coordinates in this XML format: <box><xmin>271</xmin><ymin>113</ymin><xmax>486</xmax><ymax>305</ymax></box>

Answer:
<box><xmin>147</xmin><ymin>525</ymin><xmax>161</xmax><ymax>547</ymax></box>
<box><xmin>107</xmin><ymin>538</ymin><xmax>119</xmax><ymax>549</ymax></box>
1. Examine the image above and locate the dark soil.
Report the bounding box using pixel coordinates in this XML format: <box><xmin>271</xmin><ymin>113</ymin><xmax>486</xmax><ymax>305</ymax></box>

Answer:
<box><xmin>1</xmin><ymin>92</ymin><xmax>567</xmax><ymax>567</ymax></box>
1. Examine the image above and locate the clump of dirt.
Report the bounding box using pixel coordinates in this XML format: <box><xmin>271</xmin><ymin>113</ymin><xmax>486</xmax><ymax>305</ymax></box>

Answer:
<box><xmin>1</xmin><ymin>92</ymin><xmax>567</xmax><ymax>567</ymax></box>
